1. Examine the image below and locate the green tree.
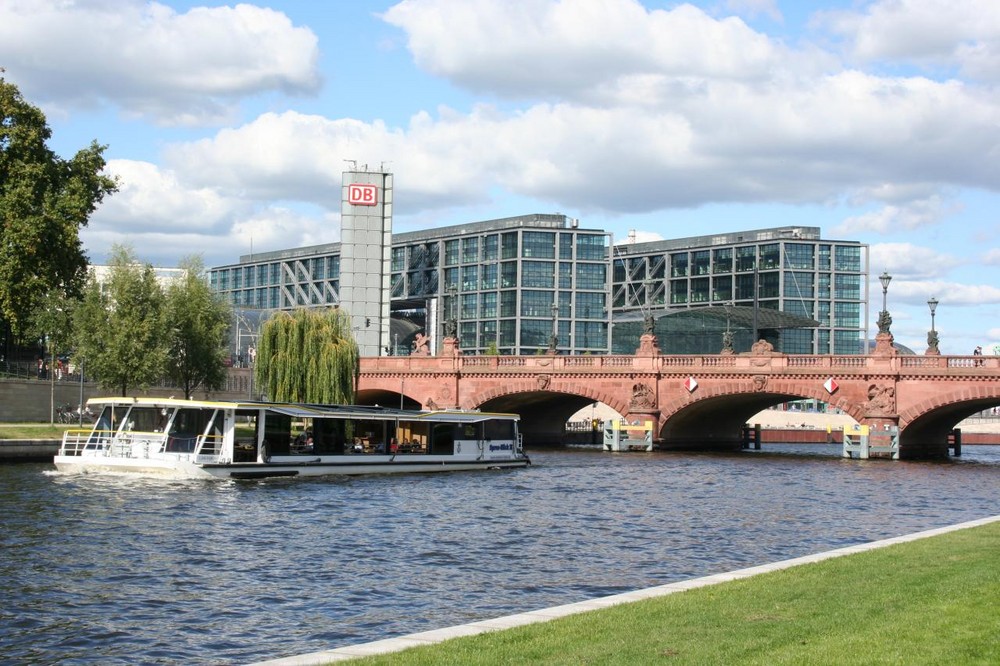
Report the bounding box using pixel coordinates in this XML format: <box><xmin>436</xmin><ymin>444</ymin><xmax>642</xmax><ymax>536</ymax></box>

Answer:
<box><xmin>164</xmin><ymin>256</ymin><xmax>231</xmax><ymax>399</ymax></box>
<box><xmin>256</xmin><ymin>307</ymin><xmax>358</xmax><ymax>404</ymax></box>
<box><xmin>484</xmin><ymin>340</ymin><xmax>499</xmax><ymax>356</ymax></box>
<box><xmin>73</xmin><ymin>245</ymin><xmax>167</xmax><ymax>396</ymax></box>
<box><xmin>0</xmin><ymin>73</ymin><xmax>118</xmax><ymax>336</ymax></box>
<box><xmin>26</xmin><ymin>287</ymin><xmax>76</xmax><ymax>424</ymax></box>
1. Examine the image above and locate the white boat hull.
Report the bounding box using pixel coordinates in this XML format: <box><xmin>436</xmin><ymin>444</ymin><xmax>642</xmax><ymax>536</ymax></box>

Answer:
<box><xmin>53</xmin><ymin>453</ymin><xmax>529</xmax><ymax>480</ymax></box>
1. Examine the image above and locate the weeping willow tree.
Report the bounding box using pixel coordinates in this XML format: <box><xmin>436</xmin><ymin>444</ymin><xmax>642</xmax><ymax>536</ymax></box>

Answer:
<box><xmin>255</xmin><ymin>307</ymin><xmax>359</xmax><ymax>404</ymax></box>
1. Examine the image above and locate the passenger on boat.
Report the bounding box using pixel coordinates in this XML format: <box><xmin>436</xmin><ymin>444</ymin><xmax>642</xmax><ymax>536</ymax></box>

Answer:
<box><xmin>388</xmin><ymin>438</ymin><xmax>398</xmax><ymax>455</ymax></box>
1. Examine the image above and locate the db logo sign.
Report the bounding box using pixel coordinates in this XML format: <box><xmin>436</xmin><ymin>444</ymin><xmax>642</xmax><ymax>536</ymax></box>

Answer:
<box><xmin>347</xmin><ymin>184</ymin><xmax>378</xmax><ymax>206</ymax></box>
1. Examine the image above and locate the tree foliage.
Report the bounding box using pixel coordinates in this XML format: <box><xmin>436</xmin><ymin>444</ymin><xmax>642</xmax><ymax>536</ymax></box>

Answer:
<box><xmin>256</xmin><ymin>307</ymin><xmax>358</xmax><ymax>404</ymax></box>
<box><xmin>164</xmin><ymin>256</ymin><xmax>231</xmax><ymax>399</ymax></box>
<box><xmin>0</xmin><ymin>74</ymin><xmax>118</xmax><ymax>337</ymax></box>
<box><xmin>73</xmin><ymin>245</ymin><xmax>167</xmax><ymax>396</ymax></box>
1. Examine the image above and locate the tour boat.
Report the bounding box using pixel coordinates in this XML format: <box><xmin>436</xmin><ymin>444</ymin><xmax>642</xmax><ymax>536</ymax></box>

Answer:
<box><xmin>54</xmin><ymin>396</ymin><xmax>529</xmax><ymax>479</ymax></box>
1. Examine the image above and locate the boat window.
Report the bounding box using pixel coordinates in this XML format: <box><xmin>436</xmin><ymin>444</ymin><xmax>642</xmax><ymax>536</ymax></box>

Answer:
<box><xmin>457</xmin><ymin>423</ymin><xmax>482</xmax><ymax>441</ymax></box>
<box><xmin>126</xmin><ymin>407</ymin><xmax>164</xmax><ymax>433</ymax></box>
<box><xmin>312</xmin><ymin>418</ymin><xmax>346</xmax><ymax>455</ymax></box>
<box><xmin>167</xmin><ymin>408</ymin><xmax>214</xmax><ymax>453</ymax></box>
<box><xmin>264</xmin><ymin>412</ymin><xmax>293</xmax><ymax>456</ymax></box>
<box><xmin>429</xmin><ymin>423</ymin><xmax>454</xmax><ymax>455</ymax></box>
<box><xmin>88</xmin><ymin>406</ymin><xmax>116</xmax><ymax>445</ymax></box>
<box><xmin>234</xmin><ymin>409</ymin><xmax>260</xmax><ymax>462</ymax></box>
<box><xmin>484</xmin><ymin>419</ymin><xmax>515</xmax><ymax>440</ymax></box>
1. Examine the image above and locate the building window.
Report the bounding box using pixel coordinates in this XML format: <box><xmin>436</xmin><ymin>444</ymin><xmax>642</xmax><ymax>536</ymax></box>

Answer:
<box><xmin>576</xmin><ymin>263</ymin><xmax>606</xmax><ymax>290</ymax></box>
<box><xmin>559</xmin><ymin>262</ymin><xmax>572</xmax><ymax>289</ymax></box>
<box><xmin>692</xmin><ymin>250</ymin><xmax>710</xmax><ymax>276</ymax></box>
<box><xmin>559</xmin><ymin>234</ymin><xmax>573</xmax><ymax>260</ymax></box>
<box><xmin>736</xmin><ymin>246</ymin><xmax>756</xmax><ymax>272</ymax></box>
<box><xmin>785</xmin><ymin>244</ymin><xmax>814</xmax><ymax>270</ymax></box>
<box><xmin>520</xmin><ymin>290</ymin><xmax>555</xmax><ymax>317</ymax></box>
<box><xmin>461</xmin><ymin>293</ymin><xmax>478</xmax><ymax>319</ymax></box>
<box><xmin>758</xmin><ymin>271</ymin><xmax>779</xmax><ymax>298</ymax></box>
<box><xmin>670</xmin><ymin>280</ymin><xmax>687</xmax><ymax>304</ymax></box>
<box><xmin>576</xmin><ymin>234</ymin><xmax>606</xmax><ymax>261</ymax></box>
<box><xmin>500</xmin><ymin>290</ymin><xmax>517</xmax><ymax>317</ymax></box>
<box><xmin>462</xmin><ymin>265</ymin><xmax>479</xmax><ymax>291</ymax></box>
<box><xmin>760</xmin><ymin>244</ymin><xmax>780</xmax><ymax>269</ymax></box>
<box><xmin>501</xmin><ymin>262</ymin><xmax>518</xmax><ymax>288</ymax></box>
<box><xmin>834</xmin><ymin>302</ymin><xmax>860</xmax><ymax>328</ymax></box>
<box><xmin>712</xmin><ymin>275</ymin><xmax>732</xmax><ymax>302</ymax></box>
<box><xmin>462</xmin><ymin>237</ymin><xmax>479</xmax><ymax>263</ymax></box>
<box><xmin>576</xmin><ymin>292</ymin><xmax>605</xmax><ymax>318</ymax></box>
<box><xmin>521</xmin><ymin>261</ymin><xmax>554</xmax><ymax>288</ymax></box>
<box><xmin>480</xmin><ymin>292</ymin><xmax>497</xmax><ymax>318</ymax></box>
<box><xmin>690</xmin><ymin>277</ymin><xmax>710</xmax><ymax>303</ymax></box>
<box><xmin>519</xmin><ymin>319</ymin><xmax>551</xmax><ymax>347</ymax></box>
<box><xmin>713</xmin><ymin>248</ymin><xmax>732</xmax><ymax>273</ymax></box>
<box><xmin>522</xmin><ymin>231</ymin><xmax>555</xmax><ymax>259</ymax></box>
<box><xmin>501</xmin><ymin>232</ymin><xmax>518</xmax><ymax>259</ymax></box>
<box><xmin>444</xmin><ymin>240</ymin><xmax>459</xmax><ymax>266</ymax></box>
<box><xmin>834</xmin><ymin>245</ymin><xmax>861</xmax><ymax>272</ymax></box>
<box><xmin>834</xmin><ymin>330</ymin><xmax>860</xmax><ymax>355</ymax></box>
<box><xmin>483</xmin><ymin>234</ymin><xmax>499</xmax><ymax>261</ymax></box>
<box><xmin>391</xmin><ymin>247</ymin><xmax>405</xmax><ymax>272</ymax></box>
<box><xmin>670</xmin><ymin>252</ymin><xmax>688</xmax><ymax>277</ymax></box>
<box><xmin>482</xmin><ymin>263</ymin><xmax>498</xmax><ymax>289</ymax></box>
<box><xmin>834</xmin><ymin>274</ymin><xmax>861</xmax><ymax>300</ymax></box>
<box><xmin>784</xmin><ymin>272</ymin><xmax>814</xmax><ymax>299</ymax></box>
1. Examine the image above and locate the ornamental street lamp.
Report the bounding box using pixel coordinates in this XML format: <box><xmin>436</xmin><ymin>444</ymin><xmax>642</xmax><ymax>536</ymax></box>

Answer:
<box><xmin>877</xmin><ymin>271</ymin><xmax>892</xmax><ymax>334</ymax></box>
<box><xmin>926</xmin><ymin>296</ymin><xmax>940</xmax><ymax>354</ymax></box>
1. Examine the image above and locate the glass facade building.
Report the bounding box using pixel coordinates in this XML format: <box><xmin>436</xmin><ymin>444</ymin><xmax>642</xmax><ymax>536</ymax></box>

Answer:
<box><xmin>610</xmin><ymin>226</ymin><xmax>868</xmax><ymax>354</ymax></box>
<box><xmin>209</xmin><ymin>214</ymin><xmax>612</xmax><ymax>355</ymax></box>
<box><xmin>208</xmin><ymin>221</ymin><xmax>867</xmax><ymax>356</ymax></box>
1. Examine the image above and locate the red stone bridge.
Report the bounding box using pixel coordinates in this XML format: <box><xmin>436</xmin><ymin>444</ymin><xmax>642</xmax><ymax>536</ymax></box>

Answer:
<box><xmin>357</xmin><ymin>342</ymin><xmax>1000</xmax><ymax>459</ymax></box>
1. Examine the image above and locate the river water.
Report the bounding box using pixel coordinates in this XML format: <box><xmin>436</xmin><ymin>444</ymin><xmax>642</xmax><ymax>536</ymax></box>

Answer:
<box><xmin>2</xmin><ymin>445</ymin><xmax>999</xmax><ymax>665</ymax></box>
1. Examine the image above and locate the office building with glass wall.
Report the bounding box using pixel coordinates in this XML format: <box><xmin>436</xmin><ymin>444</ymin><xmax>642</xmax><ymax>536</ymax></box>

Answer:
<box><xmin>610</xmin><ymin>226</ymin><xmax>869</xmax><ymax>354</ymax></box>
<box><xmin>208</xmin><ymin>214</ymin><xmax>612</xmax><ymax>356</ymax></box>
<box><xmin>208</xmin><ymin>220</ymin><xmax>867</xmax><ymax>356</ymax></box>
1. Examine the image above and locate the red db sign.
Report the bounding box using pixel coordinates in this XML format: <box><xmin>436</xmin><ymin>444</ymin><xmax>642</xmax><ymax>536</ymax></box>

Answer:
<box><xmin>348</xmin><ymin>184</ymin><xmax>378</xmax><ymax>206</ymax></box>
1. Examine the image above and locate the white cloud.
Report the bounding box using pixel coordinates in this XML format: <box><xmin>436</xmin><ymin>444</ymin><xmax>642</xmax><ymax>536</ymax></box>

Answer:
<box><xmin>381</xmin><ymin>0</ymin><xmax>791</xmax><ymax>100</ymax></box>
<box><xmin>835</xmin><ymin>195</ymin><xmax>963</xmax><ymax>235</ymax></box>
<box><xmin>0</xmin><ymin>0</ymin><xmax>320</xmax><ymax>125</ymax></box>
<box><xmin>887</xmin><ymin>280</ymin><xmax>1000</xmax><ymax>306</ymax></box>
<box><xmin>868</xmin><ymin>243</ymin><xmax>962</xmax><ymax>280</ymax></box>
<box><xmin>815</xmin><ymin>0</ymin><xmax>1000</xmax><ymax>82</ymax></box>
<box><xmin>983</xmin><ymin>248</ymin><xmax>1000</xmax><ymax>265</ymax></box>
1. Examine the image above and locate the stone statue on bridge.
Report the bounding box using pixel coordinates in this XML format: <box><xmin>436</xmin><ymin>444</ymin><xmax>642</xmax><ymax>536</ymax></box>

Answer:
<box><xmin>412</xmin><ymin>333</ymin><xmax>430</xmax><ymax>356</ymax></box>
<box><xmin>629</xmin><ymin>382</ymin><xmax>656</xmax><ymax>410</ymax></box>
<box><xmin>865</xmin><ymin>382</ymin><xmax>896</xmax><ymax>416</ymax></box>
<box><xmin>877</xmin><ymin>310</ymin><xmax>893</xmax><ymax>334</ymax></box>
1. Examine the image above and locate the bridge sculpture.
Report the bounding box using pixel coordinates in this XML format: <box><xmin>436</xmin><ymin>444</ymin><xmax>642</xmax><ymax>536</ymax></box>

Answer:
<box><xmin>357</xmin><ymin>334</ymin><xmax>999</xmax><ymax>459</ymax></box>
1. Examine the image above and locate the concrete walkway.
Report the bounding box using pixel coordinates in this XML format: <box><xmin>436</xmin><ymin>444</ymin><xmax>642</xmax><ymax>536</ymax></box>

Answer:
<box><xmin>248</xmin><ymin>514</ymin><xmax>1000</xmax><ymax>665</ymax></box>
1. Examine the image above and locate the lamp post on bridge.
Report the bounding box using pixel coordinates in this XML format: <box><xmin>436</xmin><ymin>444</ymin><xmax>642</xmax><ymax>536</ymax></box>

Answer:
<box><xmin>874</xmin><ymin>271</ymin><xmax>895</xmax><ymax>356</ymax></box>
<box><xmin>926</xmin><ymin>297</ymin><xmax>940</xmax><ymax>355</ymax></box>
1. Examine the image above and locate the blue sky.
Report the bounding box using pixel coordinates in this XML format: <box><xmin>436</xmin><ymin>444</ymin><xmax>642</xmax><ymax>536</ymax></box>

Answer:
<box><xmin>2</xmin><ymin>0</ymin><xmax>999</xmax><ymax>355</ymax></box>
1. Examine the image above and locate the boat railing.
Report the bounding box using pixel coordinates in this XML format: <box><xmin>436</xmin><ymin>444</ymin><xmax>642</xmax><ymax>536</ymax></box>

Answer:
<box><xmin>193</xmin><ymin>434</ymin><xmax>225</xmax><ymax>463</ymax></box>
<box><xmin>59</xmin><ymin>429</ymin><xmax>112</xmax><ymax>456</ymax></box>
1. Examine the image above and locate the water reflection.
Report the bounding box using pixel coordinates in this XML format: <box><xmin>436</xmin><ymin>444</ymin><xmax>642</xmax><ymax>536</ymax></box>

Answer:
<box><xmin>1</xmin><ymin>446</ymin><xmax>998</xmax><ymax>665</ymax></box>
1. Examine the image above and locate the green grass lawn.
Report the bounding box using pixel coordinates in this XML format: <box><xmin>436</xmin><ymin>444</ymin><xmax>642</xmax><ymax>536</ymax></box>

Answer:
<box><xmin>350</xmin><ymin>521</ymin><xmax>1000</xmax><ymax>665</ymax></box>
<box><xmin>0</xmin><ymin>423</ymin><xmax>75</xmax><ymax>439</ymax></box>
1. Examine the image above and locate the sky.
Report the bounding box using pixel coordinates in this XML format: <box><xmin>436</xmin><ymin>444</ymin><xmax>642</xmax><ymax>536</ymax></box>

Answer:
<box><xmin>1</xmin><ymin>0</ymin><xmax>999</xmax><ymax>356</ymax></box>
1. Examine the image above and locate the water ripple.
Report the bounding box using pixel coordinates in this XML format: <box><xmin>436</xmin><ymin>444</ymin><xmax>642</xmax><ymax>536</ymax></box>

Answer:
<box><xmin>2</xmin><ymin>446</ymin><xmax>999</xmax><ymax>664</ymax></box>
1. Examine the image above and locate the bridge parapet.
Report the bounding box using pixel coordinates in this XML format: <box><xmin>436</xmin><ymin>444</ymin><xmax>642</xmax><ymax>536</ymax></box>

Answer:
<box><xmin>360</xmin><ymin>353</ymin><xmax>999</xmax><ymax>375</ymax></box>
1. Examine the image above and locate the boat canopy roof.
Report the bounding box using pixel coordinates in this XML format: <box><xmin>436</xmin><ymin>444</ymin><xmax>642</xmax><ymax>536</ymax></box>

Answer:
<box><xmin>85</xmin><ymin>397</ymin><xmax>517</xmax><ymax>422</ymax></box>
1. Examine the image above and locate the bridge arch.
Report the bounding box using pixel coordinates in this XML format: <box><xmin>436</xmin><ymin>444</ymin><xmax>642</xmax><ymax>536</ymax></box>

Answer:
<box><xmin>658</xmin><ymin>378</ymin><xmax>864</xmax><ymax>449</ymax></box>
<box><xmin>898</xmin><ymin>385</ymin><xmax>1000</xmax><ymax>455</ymax></box>
<box><xmin>466</xmin><ymin>383</ymin><xmax>627</xmax><ymax>446</ymax></box>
